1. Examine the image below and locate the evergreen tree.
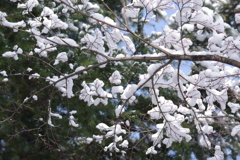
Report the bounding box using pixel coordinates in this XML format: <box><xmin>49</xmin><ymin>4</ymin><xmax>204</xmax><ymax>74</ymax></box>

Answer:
<box><xmin>0</xmin><ymin>0</ymin><xmax>240</xmax><ymax>160</ymax></box>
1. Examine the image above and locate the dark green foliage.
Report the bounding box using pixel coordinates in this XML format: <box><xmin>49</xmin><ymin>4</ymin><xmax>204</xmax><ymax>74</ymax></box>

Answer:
<box><xmin>1</xmin><ymin>0</ymin><xmax>240</xmax><ymax>160</ymax></box>
<box><xmin>218</xmin><ymin>0</ymin><xmax>240</xmax><ymax>32</ymax></box>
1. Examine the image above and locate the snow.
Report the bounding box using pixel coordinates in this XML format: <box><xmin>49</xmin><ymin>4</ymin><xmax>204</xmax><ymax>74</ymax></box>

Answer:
<box><xmin>109</xmin><ymin>71</ymin><xmax>122</xmax><ymax>84</ymax></box>
<box><xmin>228</xmin><ymin>102</ymin><xmax>240</xmax><ymax>113</ymax></box>
<box><xmin>0</xmin><ymin>11</ymin><xmax>26</xmax><ymax>32</ymax></box>
<box><xmin>47</xmin><ymin>37</ymin><xmax>79</xmax><ymax>47</ymax></box>
<box><xmin>202</xmin><ymin>124</ymin><xmax>214</xmax><ymax>134</ymax></box>
<box><xmin>27</xmin><ymin>68</ymin><xmax>32</xmax><ymax>72</ymax></box>
<box><xmin>182</xmin><ymin>24</ymin><xmax>194</xmax><ymax>32</ymax></box>
<box><xmin>32</xmin><ymin>95</ymin><xmax>38</xmax><ymax>100</ymax></box>
<box><xmin>121</xmin><ymin>84</ymin><xmax>138</xmax><ymax>103</ymax></box>
<box><xmin>96</xmin><ymin>123</ymin><xmax>110</xmax><ymax>131</ymax></box>
<box><xmin>146</xmin><ymin>146</ymin><xmax>157</xmax><ymax>155</ymax></box>
<box><xmin>207</xmin><ymin>145</ymin><xmax>224</xmax><ymax>160</ymax></box>
<box><xmin>86</xmin><ymin>138</ymin><xmax>93</xmax><ymax>144</ymax></box>
<box><xmin>17</xmin><ymin>0</ymin><xmax>39</xmax><ymax>11</ymax></box>
<box><xmin>115</xmin><ymin>105</ymin><xmax>124</xmax><ymax>117</ymax></box>
<box><xmin>66</xmin><ymin>78</ymin><xmax>74</xmax><ymax>98</ymax></box>
<box><xmin>235</xmin><ymin>9</ymin><xmax>240</xmax><ymax>24</ymax></box>
<box><xmin>1</xmin><ymin>0</ymin><xmax>240</xmax><ymax>157</ymax></box>
<box><xmin>119</xmin><ymin>140</ymin><xmax>129</xmax><ymax>148</ymax></box>
<box><xmin>199</xmin><ymin>135</ymin><xmax>211</xmax><ymax>148</ymax></box>
<box><xmin>51</xmin><ymin>113</ymin><xmax>62</xmax><ymax>119</ymax></box>
<box><xmin>0</xmin><ymin>71</ymin><xmax>7</xmax><ymax>76</ymax></box>
<box><xmin>111</xmin><ymin>86</ymin><xmax>124</xmax><ymax>96</ymax></box>
<box><xmin>2</xmin><ymin>78</ymin><xmax>8</xmax><ymax>82</ymax></box>
<box><xmin>122</xmin><ymin>8</ymin><xmax>140</xmax><ymax>18</ymax></box>
<box><xmin>231</xmin><ymin>125</ymin><xmax>240</xmax><ymax>136</ymax></box>
<box><xmin>208</xmin><ymin>30</ymin><xmax>225</xmax><ymax>46</ymax></box>
<box><xmin>2</xmin><ymin>51</ymin><xmax>18</xmax><ymax>60</ymax></box>
<box><xmin>125</xmin><ymin>120</ymin><xmax>130</xmax><ymax>126</ymax></box>
<box><xmin>69</xmin><ymin>63</ymin><xmax>74</xmax><ymax>69</ymax></box>
<box><xmin>69</xmin><ymin>110</ymin><xmax>77</xmax><ymax>114</ymax></box>
<box><xmin>93</xmin><ymin>135</ymin><xmax>103</xmax><ymax>144</ymax></box>
<box><xmin>163</xmin><ymin>138</ymin><xmax>173</xmax><ymax>148</ymax></box>
<box><xmin>29</xmin><ymin>73</ymin><xmax>40</xmax><ymax>79</ymax></box>
<box><xmin>121</xmin><ymin>35</ymin><xmax>136</xmax><ymax>53</ymax></box>
<box><xmin>54</xmin><ymin>52</ymin><xmax>68</xmax><ymax>65</ymax></box>
<box><xmin>69</xmin><ymin>115</ymin><xmax>79</xmax><ymax>127</ymax></box>
<box><xmin>177</xmin><ymin>105</ymin><xmax>190</xmax><ymax>115</ymax></box>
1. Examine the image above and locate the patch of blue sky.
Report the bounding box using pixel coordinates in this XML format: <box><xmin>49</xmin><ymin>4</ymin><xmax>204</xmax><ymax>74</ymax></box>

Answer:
<box><xmin>237</xmin><ymin>155</ymin><xmax>240</xmax><ymax>160</ymax></box>
<box><xmin>56</xmin><ymin>105</ymin><xmax>68</xmax><ymax>114</ymax></box>
<box><xmin>130</xmin><ymin>132</ymin><xmax>140</xmax><ymax>140</ymax></box>
<box><xmin>190</xmin><ymin>152</ymin><xmax>198</xmax><ymax>160</ymax></box>
<box><xmin>179</xmin><ymin>60</ymin><xmax>193</xmax><ymax>75</ymax></box>
<box><xmin>144</xmin><ymin>8</ymin><xmax>177</xmax><ymax>35</ymax></box>
<box><xmin>225</xmin><ymin>148</ymin><xmax>240</xmax><ymax>160</ymax></box>
<box><xmin>168</xmin><ymin>150</ymin><xmax>176</xmax><ymax>157</ymax></box>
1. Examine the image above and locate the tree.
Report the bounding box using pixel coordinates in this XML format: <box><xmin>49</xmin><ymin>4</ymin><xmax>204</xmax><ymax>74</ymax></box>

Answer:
<box><xmin>1</xmin><ymin>0</ymin><xmax>240</xmax><ymax>159</ymax></box>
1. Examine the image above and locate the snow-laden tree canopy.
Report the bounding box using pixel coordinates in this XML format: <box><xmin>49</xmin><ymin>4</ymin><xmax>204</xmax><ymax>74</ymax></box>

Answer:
<box><xmin>1</xmin><ymin>0</ymin><xmax>240</xmax><ymax>159</ymax></box>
